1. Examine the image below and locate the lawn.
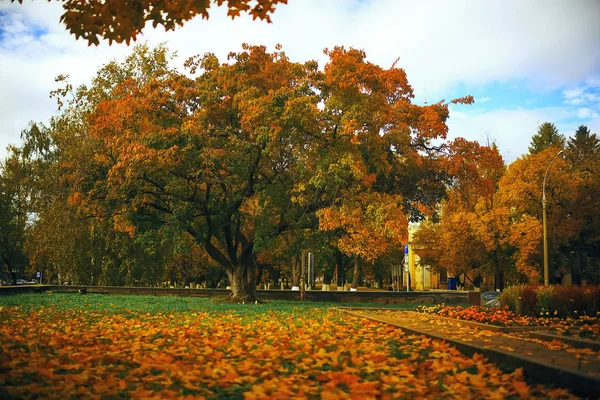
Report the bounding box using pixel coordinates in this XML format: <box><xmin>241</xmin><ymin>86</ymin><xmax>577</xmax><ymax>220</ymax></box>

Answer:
<box><xmin>0</xmin><ymin>294</ymin><xmax>574</xmax><ymax>399</ymax></box>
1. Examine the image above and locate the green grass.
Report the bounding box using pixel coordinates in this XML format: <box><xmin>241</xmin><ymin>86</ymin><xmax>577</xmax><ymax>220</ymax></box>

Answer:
<box><xmin>0</xmin><ymin>293</ymin><xmax>422</xmax><ymax>316</ymax></box>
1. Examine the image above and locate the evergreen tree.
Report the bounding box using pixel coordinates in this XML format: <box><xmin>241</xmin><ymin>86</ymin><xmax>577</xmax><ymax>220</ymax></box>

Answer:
<box><xmin>563</xmin><ymin>125</ymin><xmax>600</xmax><ymax>284</ymax></box>
<box><xmin>567</xmin><ymin>125</ymin><xmax>600</xmax><ymax>166</ymax></box>
<box><xmin>528</xmin><ymin>122</ymin><xmax>565</xmax><ymax>154</ymax></box>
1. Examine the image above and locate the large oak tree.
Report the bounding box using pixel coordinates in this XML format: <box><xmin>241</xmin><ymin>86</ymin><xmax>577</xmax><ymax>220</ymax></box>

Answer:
<box><xmin>53</xmin><ymin>44</ymin><xmax>468</xmax><ymax>301</ymax></box>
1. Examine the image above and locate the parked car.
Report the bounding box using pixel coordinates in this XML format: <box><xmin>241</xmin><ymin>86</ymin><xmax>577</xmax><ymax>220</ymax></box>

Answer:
<box><xmin>16</xmin><ymin>279</ymin><xmax>26</xmax><ymax>285</ymax></box>
<box><xmin>481</xmin><ymin>291</ymin><xmax>500</xmax><ymax>301</ymax></box>
<box><xmin>481</xmin><ymin>291</ymin><xmax>501</xmax><ymax>306</ymax></box>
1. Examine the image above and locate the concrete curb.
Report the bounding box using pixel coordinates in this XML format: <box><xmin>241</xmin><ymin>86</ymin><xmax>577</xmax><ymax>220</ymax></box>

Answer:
<box><xmin>403</xmin><ymin>311</ymin><xmax>549</xmax><ymax>333</ymax></box>
<box><xmin>529</xmin><ymin>331</ymin><xmax>600</xmax><ymax>351</ymax></box>
<box><xmin>340</xmin><ymin>309</ymin><xmax>600</xmax><ymax>399</ymax></box>
<box><xmin>337</xmin><ymin>308</ymin><xmax>549</xmax><ymax>333</ymax></box>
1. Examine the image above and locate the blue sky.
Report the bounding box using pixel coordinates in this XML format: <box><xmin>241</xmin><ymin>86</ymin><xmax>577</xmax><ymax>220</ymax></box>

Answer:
<box><xmin>1</xmin><ymin>0</ymin><xmax>599</xmax><ymax>163</ymax></box>
<box><xmin>442</xmin><ymin>77</ymin><xmax>600</xmax><ymax>160</ymax></box>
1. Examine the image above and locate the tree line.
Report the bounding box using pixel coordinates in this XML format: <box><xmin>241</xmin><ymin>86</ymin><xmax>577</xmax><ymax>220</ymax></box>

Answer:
<box><xmin>413</xmin><ymin>123</ymin><xmax>600</xmax><ymax>289</ymax></box>
<box><xmin>1</xmin><ymin>44</ymin><xmax>598</xmax><ymax>300</ymax></box>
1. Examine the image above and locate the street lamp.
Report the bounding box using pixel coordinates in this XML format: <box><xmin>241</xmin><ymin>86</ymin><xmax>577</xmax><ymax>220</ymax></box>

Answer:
<box><xmin>542</xmin><ymin>149</ymin><xmax>564</xmax><ymax>287</ymax></box>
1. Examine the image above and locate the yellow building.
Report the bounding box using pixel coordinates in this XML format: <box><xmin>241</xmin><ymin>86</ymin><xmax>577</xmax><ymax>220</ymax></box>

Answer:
<box><xmin>407</xmin><ymin>222</ymin><xmax>439</xmax><ymax>290</ymax></box>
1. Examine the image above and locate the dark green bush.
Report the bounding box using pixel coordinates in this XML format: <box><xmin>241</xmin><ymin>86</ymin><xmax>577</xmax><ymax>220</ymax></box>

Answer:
<box><xmin>501</xmin><ymin>284</ymin><xmax>599</xmax><ymax>318</ymax></box>
<box><xmin>535</xmin><ymin>286</ymin><xmax>555</xmax><ymax>316</ymax></box>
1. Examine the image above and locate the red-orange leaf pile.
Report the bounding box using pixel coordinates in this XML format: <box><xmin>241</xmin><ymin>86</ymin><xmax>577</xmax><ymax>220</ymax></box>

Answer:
<box><xmin>416</xmin><ymin>305</ymin><xmax>600</xmax><ymax>333</ymax></box>
<box><xmin>0</xmin><ymin>304</ymin><xmax>577</xmax><ymax>399</ymax></box>
<box><xmin>416</xmin><ymin>305</ymin><xmax>537</xmax><ymax>326</ymax></box>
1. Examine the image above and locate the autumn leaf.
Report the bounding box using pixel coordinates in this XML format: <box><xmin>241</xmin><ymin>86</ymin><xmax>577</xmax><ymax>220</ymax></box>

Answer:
<box><xmin>0</xmin><ymin>299</ymin><xmax>579</xmax><ymax>399</ymax></box>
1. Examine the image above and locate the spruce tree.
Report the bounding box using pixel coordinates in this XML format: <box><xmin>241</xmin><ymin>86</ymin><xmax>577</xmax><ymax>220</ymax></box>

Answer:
<box><xmin>528</xmin><ymin>122</ymin><xmax>565</xmax><ymax>154</ymax></box>
<box><xmin>567</xmin><ymin>125</ymin><xmax>600</xmax><ymax>166</ymax></box>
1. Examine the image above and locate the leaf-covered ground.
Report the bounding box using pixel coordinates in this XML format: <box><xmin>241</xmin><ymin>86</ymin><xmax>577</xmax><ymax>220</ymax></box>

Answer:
<box><xmin>0</xmin><ymin>295</ymin><xmax>576</xmax><ymax>399</ymax></box>
<box><xmin>354</xmin><ymin>309</ymin><xmax>600</xmax><ymax>377</ymax></box>
<box><xmin>416</xmin><ymin>305</ymin><xmax>600</xmax><ymax>340</ymax></box>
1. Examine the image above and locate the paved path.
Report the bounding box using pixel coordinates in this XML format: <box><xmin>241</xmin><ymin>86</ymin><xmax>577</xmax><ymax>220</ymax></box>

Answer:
<box><xmin>341</xmin><ymin>309</ymin><xmax>600</xmax><ymax>399</ymax></box>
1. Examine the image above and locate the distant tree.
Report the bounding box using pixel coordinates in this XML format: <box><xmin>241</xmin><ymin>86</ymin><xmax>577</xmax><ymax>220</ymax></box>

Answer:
<box><xmin>497</xmin><ymin>148</ymin><xmax>578</xmax><ymax>284</ymax></box>
<box><xmin>0</xmin><ymin>150</ymin><xmax>30</xmax><ymax>283</ymax></box>
<box><xmin>567</xmin><ymin>125</ymin><xmax>600</xmax><ymax>166</ymax></box>
<box><xmin>528</xmin><ymin>122</ymin><xmax>565</xmax><ymax>154</ymax></box>
<box><xmin>413</xmin><ymin>138</ymin><xmax>509</xmax><ymax>290</ymax></box>
<box><xmin>564</xmin><ymin>125</ymin><xmax>600</xmax><ymax>284</ymax></box>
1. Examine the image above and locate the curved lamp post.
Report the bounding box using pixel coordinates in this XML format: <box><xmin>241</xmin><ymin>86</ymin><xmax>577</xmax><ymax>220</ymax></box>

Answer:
<box><xmin>542</xmin><ymin>149</ymin><xmax>564</xmax><ymax>287</ymax></box>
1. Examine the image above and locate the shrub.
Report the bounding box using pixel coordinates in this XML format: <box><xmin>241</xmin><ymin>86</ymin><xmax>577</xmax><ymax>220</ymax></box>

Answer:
<box><xmin>499</xmin><ymin>285</ymin><xmax>523</xmax><ymax>314</ymax></box>
<box><xmin>520</xmin><ymin>285</ymin><xmax>537</xmax><ymax>316</ymax></box>
<box><xmin>554</xmin><ymin>285</ymin><xmax>576</xmax><ymax>317</ymax></box>
<box><xmin>503</xmin><ymin>284</ymin><xmax>599</xmax><ymax>318</ymax></box>
<box><xmin>572</xmin><ymin>286</ymin><xmax>588</xmax><ymax>316</ymax></box>
<box><xmin>535</xmin><ymin>286</ymin><xmax>555</xmax><ymax>316</ymax></box>
<box><xmin>593</xmin><ymin>285</ymin><xmax>600</xmax><ymax>316</ymax></box>
<box><xmin>582</xmin><ymin>285</ymin><xmax>600</xmax><ymax>316</ymax></box>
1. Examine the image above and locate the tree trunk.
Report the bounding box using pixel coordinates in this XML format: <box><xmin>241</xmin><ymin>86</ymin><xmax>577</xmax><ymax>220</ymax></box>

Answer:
<box><xmin>351</xmin><ymin>258</ymin><xmax>360</xmax><ymax>289</ymax></box>
<box><xmin>255</xmin><ymin>263</ymin><xmax>264</xmax><ymax>286</ymax></box>
<box><xmin>291</xmin><ymin>254</ymin><xmax>300</xmax><ymax>287</ymax></box>
<box><xmin>570</xmin><ymin>264</ymin><xmax>581</xmax><ymax>285</ymax></box>
<box><xmin>336</xmin><ymin>251</ymin><xmax>345</xmax><ymax>288</ymax></box>
<box><xmin>227</xmin><ymin>258</ymin><xmax>257</xmax><ymax>302</ymax></box>
<box><xmin>268</xmin><ymin>265</ymin><xmax>280</xmax><ymax>285</ymax></box>
<box><xmin>7</xmin><ymin>261</ymin><xmax>17</xmax><ymax>285</ymax></box>
<box><xmin>300</xmin><ymin>250</ymin><xmax>306</xmax><ymax>300</ymax></box>
<box><xmin>458</xmin><ymin>273</ymin><xmax>466</xmax><ymax>289</ymax></box>
<box><xmin>323</xmin><ymin>268</ymin><xmax>333</xmax><ymax>285</ymax></box>
<box><xmin>473</xmin><ymin>273</ymin><xmax>482</xmax><ymax>289</ymax></box>
<box><xmin>493</xmin><ymin>255</ymin><xmax>504</xmax><ymax>291</ymax></box>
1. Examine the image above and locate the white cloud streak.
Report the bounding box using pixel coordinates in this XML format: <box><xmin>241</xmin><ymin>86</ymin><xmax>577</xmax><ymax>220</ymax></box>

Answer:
<box><xmin>447</xmin><ymin>106</ymin><xmax>583</xmax><ymax>163</ymax></box>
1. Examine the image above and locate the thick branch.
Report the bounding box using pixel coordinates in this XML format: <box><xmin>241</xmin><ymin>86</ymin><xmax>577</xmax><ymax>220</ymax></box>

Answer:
<box><xmin>204</xmin><ymin>240</ymin><xmax>232</xmax><ymax>269</ymax></box>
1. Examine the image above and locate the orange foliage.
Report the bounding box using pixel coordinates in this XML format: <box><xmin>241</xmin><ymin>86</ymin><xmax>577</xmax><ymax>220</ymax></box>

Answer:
<box><xmin>497</xmin><ymin>147</ymin><xmax>581</xmax><ymax>280</ymax></box>
<box><xmin>53</xmin><ymin>44</ymin><xmax>473</xmax><ymax>296</ymax></box>
<box><xmin>0</xmin><ymin>304</ymin><xmax>573</xmax><ymax>399</ymax></box>
<box><xmin>508</xmin><ymin>215</ymin><xmax>542</xmax><ymax>279</ymax></box>
<box><xmin>414</xmin><ymin>139</ymin><xmax>507</xmax><ymax>277</ymax></box>
<box><xmin>313</xmin><ymin>47</ymin><xmax>470</xmax><ymax>262</ymax></box>
<box><xmin>12</xmin><ymin>0</ymin><xmax>290</xmax><ymax>46</ymax></box>
<box><xmin>318</xmin><ymin>193</ymin><xmax>408</xmax><ymax>262</ymax></box>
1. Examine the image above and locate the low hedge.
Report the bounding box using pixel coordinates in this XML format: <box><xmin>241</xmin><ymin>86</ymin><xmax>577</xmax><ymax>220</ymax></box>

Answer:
<box><xmin>499</xmin><ymin>284</ymin><xmax>600</xmax><ymax>317</ymax></box>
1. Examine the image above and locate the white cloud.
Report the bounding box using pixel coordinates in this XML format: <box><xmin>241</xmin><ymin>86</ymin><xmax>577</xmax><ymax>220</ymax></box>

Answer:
<box><xmin>476</xmin><ymin>97</ymin><xmax>491</xmax><ymax>103</ymax></box>
<box><xmin>1</xmin><ymin>0</ymin><xmax>600</xmax><ymax>159</ymax></box>
<box><xmin>563</xmin><ymin>88</ymin><xmax>584</xmax><ymax>99</ymax></box>
<box><xmin>562</xmin><ymin>76</ymin><xmax>600</xmax><ymax>106</ymax></box>
<box><xmin>564</xmin><ymin>92</ymin><xmax>600</xmax><ymax>106</ymax></box>
<box><xmin>586</xmin><ymin>117</ymin><xmax>600</xmax><ymax>134</ymax></box>
<box><xmin>586</xmin><ymin>77</ymin><xmax>600</xmax><ymax>88</ymax></box>
<box><xmin>446</xmin><ymin>106</ymin><xmax>578</xmax><ymax>163</ymax></box>
<box><xmin>565</xmin><ymin>97</ymin><xmax>587</xmax><ymax>106</ymax></box>
<box><xmin>577</xmin><ymin>108</ymin><xmax>597</xmax><ymax>119</ymax></box>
